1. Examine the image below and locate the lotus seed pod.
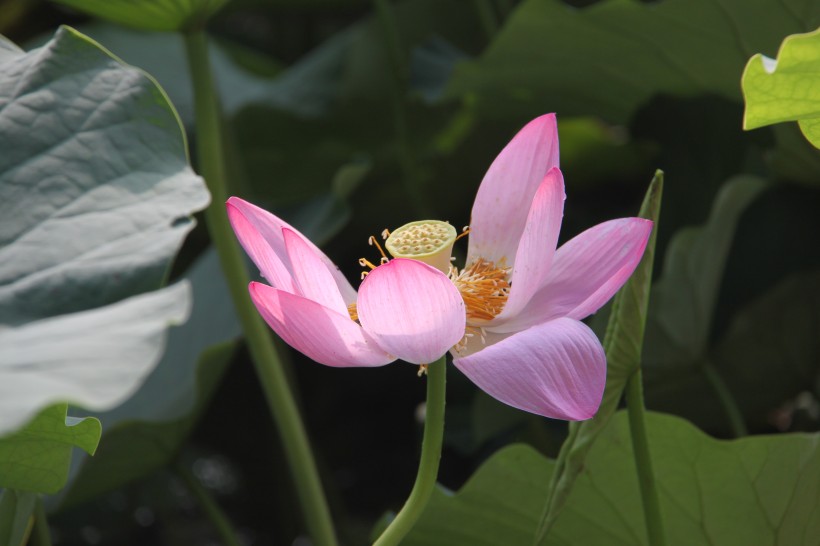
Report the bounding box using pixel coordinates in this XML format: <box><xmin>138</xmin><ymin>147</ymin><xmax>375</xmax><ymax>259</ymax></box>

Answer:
<box><xmin>385</xmin><ymin>220</ymin><xmax>457</xmax><ymax>273</ymax></box>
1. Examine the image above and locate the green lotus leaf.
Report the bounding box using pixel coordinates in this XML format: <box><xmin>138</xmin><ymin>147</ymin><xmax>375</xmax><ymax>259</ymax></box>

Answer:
<box><xmin>743</xmin><ymin>28</ymin><xmax>820</xmax><ymax>149</ymax></box>
<box><xmin>0</xmin><ymin>26</ymin><xmax>208</xmax><ymax>492</ymax></box>
<box><xmin>403</xmin><ymin>412</ymin><xmax>820</xmax><ymax>545</ymax></box>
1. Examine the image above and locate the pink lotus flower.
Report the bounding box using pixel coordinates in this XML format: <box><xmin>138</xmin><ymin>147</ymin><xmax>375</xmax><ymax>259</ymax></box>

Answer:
<box><xmin>447</xmin><ymin>114</ymin><xmax>651</xmax><ymax>420</ymax></box>
<box><xmin>226</xmin><ymin>198</ymin><xmax>466</xmax><ymax>367</ymax></box>
<box><xmin>227</xmin><ymin>113</ymin><xmax>651</xmax><ymax>421</ymax></box>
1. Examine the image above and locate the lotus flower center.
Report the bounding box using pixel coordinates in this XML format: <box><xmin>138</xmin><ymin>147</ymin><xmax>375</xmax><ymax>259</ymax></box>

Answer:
<box><xmin>450</xmin><ymin>258</ymin><xmax>510</xmax><ymax>324</ymax></box>
<box><xmin>385</xmin><ymin>220</ymin><xmax>457</xmax><ymax>274</ymax></box>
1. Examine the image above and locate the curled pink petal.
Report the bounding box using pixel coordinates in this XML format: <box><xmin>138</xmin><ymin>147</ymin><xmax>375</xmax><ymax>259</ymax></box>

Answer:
<box><xmin>467</xmin><ymin>114</ymin><xmax>560</xmax><ymax>267</ymax></box>
<box><xmin>249</xmin><ymin>282</ymin><xmax>394</xmax><ymax>368</ymax></box>
<box><xmin>226</xmin><ymin>202</ymin><xmax>296</xmax><ymax>293</ymax></box>
<box><xmin>453</xmin><ymin>318</ymin><xmax>606</xmax><ymax>420</ymax></box>
<box><xmin>490</xmin><ymin>218</ymin><xmax>652</xmax><ymax>333</ymax></box>
<box><xmin>283</xmin><ymin>228</ymin><xmax>348</xmax><ymax>316</ymax></box>
<box><xmin>357</xmin><ymin>259</ymin><xmax>465</xmax><ymax>364</ymax></box>
<box><xmin>227</xmin><ymin>197</ymin><xmax>357</xmax><ymax>305</ymax></box>
<box><xmin>495</xmin><ymin>167</ymin><xmax>565</xmax><ymax>321</ymax></box>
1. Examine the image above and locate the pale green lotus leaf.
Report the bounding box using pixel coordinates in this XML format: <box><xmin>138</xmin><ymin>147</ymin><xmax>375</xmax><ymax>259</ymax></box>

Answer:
<box><xmin>743</xmin><ymin>28</ymin><xmax>820</xmax><ymax>149</ymax></box>
<box><xmin>0</xmin><ymin>282</ymin><xmax>191</xmax><ymax>439</ymax></box>
<box><xmin>0</xmin><ymin>25</ymin><xmax>207</xmax><ymax>492</ymax></box>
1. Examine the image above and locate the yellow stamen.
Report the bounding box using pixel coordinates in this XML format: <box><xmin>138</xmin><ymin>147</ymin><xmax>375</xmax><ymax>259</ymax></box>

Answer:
<box><xmin>358</xmin><ymin>257</ymin><xmax>378</xmax><ymax>270</ymax></box>
<box><xmin>450</xmin><ymin>258</ymin><xmax>510</xmax><ymax>323</ymax></box>
<box><xmin>455</xmin><ymin>226</ymin><xmax>470</xmax><ymax>242</ymax></box>
<box><xmin>451</xmin><ymin>324</ymin><xmax>486</xmax><ymax>355</ymax></box>
<box><xmin>348</xmin><ymin>303</ymin><xmax>358</xmax><ymax>322</ymax></box>
<box><xmin>417</xmin><ymin>364</ymin><xmax>428</xmax><ymax>377</ymax></box>
<box><xmin>368</xmin><ymin>235</ymin><xmax>389</xmax><ymax>261</ymax></box>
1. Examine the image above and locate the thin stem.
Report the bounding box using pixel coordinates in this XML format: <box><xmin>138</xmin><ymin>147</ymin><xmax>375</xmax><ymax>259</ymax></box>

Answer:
<box><xmin>373</xmin><ymin>356</ymin><xmax>447</xmax><ymax>546</ymax></box>
<box><xmin>175</xmin><ymin>461</ymin><xmax>242</xmax><ymax>546</ymax></box>
<box><xmin>30</xmin><ymin>499</ymin><xmax>51</xmax><ymax>546</ymax></box>
<box><xmin>183</xmin><ymin>30</ymin><xmax>338</xmax><ymax>546</ymax></box>
<box><xmin>702</xmin><ymin>361</ymin><xmax>748</xmax><ymax>437</ymax></box>
<box><xmin>372</xmin><ymin>0</ymin><xmax>430</xmax><ymax>217</ymax></box>
<box><xmin>625</xmin><ymin>370</ymin><xmax>667</xmax><ymax>546</ymax></box>
<box><xmin>534</xmin><ymin>420</ymin><xmax>579</xmax><ymax>540</ymax></box>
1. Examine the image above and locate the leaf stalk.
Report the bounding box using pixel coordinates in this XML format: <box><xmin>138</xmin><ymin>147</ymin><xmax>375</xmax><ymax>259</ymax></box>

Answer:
<box><xmin>183</xmin><ymin>30</ymin><xmax>338</xmax><ymax>546</ymax></box>
<box><xmin>625</xmin><ymin>369</ymin><xmax>667</xmax><ymax>546</ymax></box>
<box><xmin>702</xmin><ymin>360</ymin><xmax>748</xmax><ymax>437</ymax></box>
<box><xmin>174</xmin><ymin>460</ymin><xmax>242</xmax><ymax>546</ymax></box>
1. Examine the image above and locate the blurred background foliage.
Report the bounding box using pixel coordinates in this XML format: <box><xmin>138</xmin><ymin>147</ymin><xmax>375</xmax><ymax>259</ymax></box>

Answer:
<box><xmin>2</xmin><ymin>0</ymin><xmax>819</xmax><ymax>544</ymax></box>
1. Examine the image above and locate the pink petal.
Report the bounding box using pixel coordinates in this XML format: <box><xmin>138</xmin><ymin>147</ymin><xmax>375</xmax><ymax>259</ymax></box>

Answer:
<box><xmin>494</xmin><ymin>167</ymin><xmax>565</xmax><ymax>321</ymax></box>
<box><xmin>226</xmin><ymin>202</ymin><xmax>296</xmax><ymax>293</ymax></box>
<box><xmin>249</xmin><ymin>282</ymin><xmax>394</xmax><ymax>368</ymax></box>
<box><xmin>453</xmin><ymin>318</ymin><xmax>606</xmax><ymax>420</ymax></box>
<box><xmin>490</xmin><ymin>218</ymin><xmax>652</xmax><ymax>333</ymax></box>
<box><xmin>227</xmin><ymin>197</ymin><xmax>358</xmax><ymax>305</ymax></box>
<box><xmin>467</xmin><ymin>114</ymin><xmax>560</xmax><ymax>267</ymax></box>
<box><xmin>283</xmin><ymin>228</ymin><xmax>348</xmax><ymax>316</ymax></box>
<box><xmin>357</xmin><ymin>259</ymin><xmax>466</xmax><ymax>364</ymax></box>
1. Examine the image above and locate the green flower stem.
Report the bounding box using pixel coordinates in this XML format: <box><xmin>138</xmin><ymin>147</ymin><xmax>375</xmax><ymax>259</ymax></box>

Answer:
<box><xmin>175</xmin><ymin>460</ymin><xmax>241</xmax><ymax>546</ymax></box>
<box><xmin>183</xmin><ymin>30</ymin><xmax>338</xmax><ymax>546</ymax></box>
<box><xmin>625</xmin><ymin>369</ymin><xmax>667</xmax><ymax>546</ymax></box>
<box><xmin>31</xmin><ymin>498</ymin><xmax>51</xmax><ymax>546</ymax></box>
<box><xmin>373</xmin><ymin>356</ymin><xmax>447</xmax><ymax>546</ymax></box>
<box><xmin>702</xmin><ymin>361</ymin><xmax>748</xmax><ymax>437</ymax></box>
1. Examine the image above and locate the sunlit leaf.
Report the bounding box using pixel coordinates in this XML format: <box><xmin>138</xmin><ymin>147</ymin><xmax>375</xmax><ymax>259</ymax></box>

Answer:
<box><xmin>0</xmin><ymin>26</ymin><xmax>209</xmax><ymax>325</ymax></box>
<box><xmin>51</xmin><ymin>250</ymin><xmax>239</xmax><ymax>509</ymax></box>
<box><xmin>743</xmin><ymin>28</ymin><xmax>820</xmax><ymax>148</ymax></box>
<box><xmin>0</xmin><ymin>282</ymin><xmax>191</xmax><ymax>439</ymax></box>
<box><xmin>0</xmin><ymin>26</ymin><xmax>208</xmax><ymax>492</ymax></box>
<box><xmin>0</xmin><ymin>35</ymin><xmax>21</xmax><ymax>61</ymax></box>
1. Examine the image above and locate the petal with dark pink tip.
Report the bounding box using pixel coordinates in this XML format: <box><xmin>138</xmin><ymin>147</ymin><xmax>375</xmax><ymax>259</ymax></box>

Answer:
<box><xmin>453</xmin><ymin>318</ymin><xmax>606</xmax><ymax>420</ymax></box>
<box><xmin>467</xmin><ymin>114</ymin><xmax>560</xmax><ymax>267</ymax></box>
<box><xmin>226</xmin><ymin>203</ymin><xmax>296</xmax><ymax>293</ymax></box>
<box><xmin>357</xmin><ymin>259</ymin><xmax>465</xmax><ymax>365</ymax></box>
<box><xmin>249</xmin><ymin>282</ymin><xmax>394</xmax><ymax>368</ymax></box>
<box><xmin>227</xmin><ymin>197</ymin><xmax>358</xmax><ymax>304</ymax></box>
